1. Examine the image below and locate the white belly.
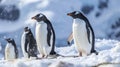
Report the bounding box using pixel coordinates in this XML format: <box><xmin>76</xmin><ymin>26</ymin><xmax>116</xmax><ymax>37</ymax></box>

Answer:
<box><xmin>21</xmin><ymin>32</ymin><xmax>28</xmax><ymax>58</ymax></box>
<box><xmin>73</xmin><ymin>19</ymin><xmax>91</xmax><ymax>56</ymax></box>
<box><xmin>36</xmin><ymin>22</ymin><xmax>52</xmax><ymax>56</ymax></box>
<box><xmin>5</xmin><ymin>43</ymin><xmax>15</xmax><ymax>60</ymax></box>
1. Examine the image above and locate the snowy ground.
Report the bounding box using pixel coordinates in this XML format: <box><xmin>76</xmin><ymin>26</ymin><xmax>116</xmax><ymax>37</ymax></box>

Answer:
<box><xmin>0</xmin><ymin>0</ymin><xmax>120</xmax><ymax>67</ymax></box>
<box><xmin>0</xmin><ymin>39</ymin><xmax>120</xmax><ymax>67</ymax></box>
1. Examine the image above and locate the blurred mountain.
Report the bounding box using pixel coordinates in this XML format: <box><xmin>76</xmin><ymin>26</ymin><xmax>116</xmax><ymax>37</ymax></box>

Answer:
<box><xmin>0</xmin><ymin>5</ymin><xmax>20</xmax><ymax>21</ymax></box>
<box><xmin>0</xmin><ymin>0</ymin><xmax>120</xmax><ymax>48</ymax></box>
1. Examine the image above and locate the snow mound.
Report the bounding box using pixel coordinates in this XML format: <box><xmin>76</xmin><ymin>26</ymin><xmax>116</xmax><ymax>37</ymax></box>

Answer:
<box><xmin>0</xmin><ymin>39</ymin><xmax>120</xmax><ymax>67</ymax></box>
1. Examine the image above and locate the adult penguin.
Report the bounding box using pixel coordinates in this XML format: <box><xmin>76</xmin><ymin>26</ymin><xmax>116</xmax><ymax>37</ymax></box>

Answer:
<box><xmin>67</xmin><ymin>11</ymin><xmax>98</xmax><ymax>56</ymax></box>
<box><xmin>31</xmin><ymin>13</ymin><xmax>56</xmax><ymax>58</ymax></box>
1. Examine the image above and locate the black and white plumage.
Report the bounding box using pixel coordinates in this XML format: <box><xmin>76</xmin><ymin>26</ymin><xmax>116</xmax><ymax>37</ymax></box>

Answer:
<box><xmin>67</xmin><ymin>11</ymin><xmax>97</xmax><ymax>56</ymax></box>
<box><xmin>21</xmin><ymin>27</ymin><xmax>38</xmax><ymax>58</ymax></box>
<box><xmin>31</xmin><ymin>13</ymin><xmax>56</xmax><ymax>58</ymax></box>
<box><xmin>5</xmin><ymin>38</ymin><xmax>18</xmax><ymax>60</ymax></box>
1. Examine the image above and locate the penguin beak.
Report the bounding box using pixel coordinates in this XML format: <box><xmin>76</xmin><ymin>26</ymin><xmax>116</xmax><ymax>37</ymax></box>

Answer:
<box><xmin>67</xmin><ymin>13</ymin><xmax>72</xmax><ymax>16</ymax></box>
<box><xmin>31</xmin><ymin>17</ymin><xmax>36</xmax><ymax>20</ymax></box>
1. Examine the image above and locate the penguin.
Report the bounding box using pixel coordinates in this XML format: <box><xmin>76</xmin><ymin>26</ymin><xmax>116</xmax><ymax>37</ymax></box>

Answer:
<box><xmin>5</xmin><ymin>38</ymin><xmax>18</xmax><ymax>60</ymax></box>
<box><xmin>21</xmin><ymin>27</ymin><xmax>38</xmax><ymax>58</ymax></box>
<box><xmin>67</xmin><ymin>11</ymin><xmax>98</xmax><ymax>56</ymax></box>
<box><xmin>31</xmin><ymin>13</ymin><xmax>56</xmax><ymax>58</ymax></box>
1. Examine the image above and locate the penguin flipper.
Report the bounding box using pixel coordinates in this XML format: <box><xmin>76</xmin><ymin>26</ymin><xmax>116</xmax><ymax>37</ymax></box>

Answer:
<box><xmin>86</xmin><ymin>26</ymin><xmax>91</xmax><ymax>43</ymax></box>
<box><xmin>67</xmin><ymin>32</ymin><xmax>73</xmax><ymax>45</ymax></box>
<box><xmin>87</xmin><ymin>26</ymin><xmax>98</xmax><ymax>55</ymax></box>
<box><xmin>47</xmin><ymin>26</ymin><xmax>52</xmax><ymax>46</ymax></box>
<box><xmin>25</xmin><ymin>39</ymin><xmax>29</xmax><ymax>53</ymax></box>
<box><xmin>12</xmin><ymin>39</ymin><xmax>18</xmax><ymax>58</ymax></box>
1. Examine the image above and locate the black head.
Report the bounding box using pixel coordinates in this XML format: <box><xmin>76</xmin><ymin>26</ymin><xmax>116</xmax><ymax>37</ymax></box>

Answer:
<box><xmin>24</xmin><ymin>27</ymin><xmax>32</xmax><ymax>35</ymax></box>
<box><xmin>5</xmin><ymin>38</ymin><xmax>13</xmax><ymax>43</ymax></box>
<box><xmin>24</xmin><ymin>27</ymin><xmax>33</xmax><ymax>37</ymax></box>
<box><xmin>31</xmin><ymin>13</ymin><xmax>47</xmax><ymax>22</ymax></box>
<box><xmin>24</xmin><ymin>27</ymin><xmax>31</xmax><ymax>32</ymax></box>
<box><xmin>67</xmin><ymin>11</ymin><xmax>84</xmax><ymax>19</ymax></box>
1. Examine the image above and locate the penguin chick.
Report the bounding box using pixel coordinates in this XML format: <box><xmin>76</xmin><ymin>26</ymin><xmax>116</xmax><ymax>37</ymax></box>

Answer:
<box><xmin>21</xmin><ymin>27</ymin><xmax>38</xmax><ymax>58</ymax></box>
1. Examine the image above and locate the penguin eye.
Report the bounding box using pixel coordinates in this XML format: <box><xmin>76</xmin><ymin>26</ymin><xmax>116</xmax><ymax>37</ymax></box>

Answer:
<box><xmin>39</xmin><ymin>14</ymin><xmax>43</xmax><ymax>18</ymax></box>
<box><xmin>10</xmin><ymin>38</ymin><xmax>13</xmax><ymax>41</ymax></box>
<box><xmin>75</xmin><ymin>11</ymin><xmax>80</xmax><ymax>15</ymax></box>
<box><xmin>27</xmin><ymin>28</ymin><xmax>30</xmax><ymax>31</ymax></box>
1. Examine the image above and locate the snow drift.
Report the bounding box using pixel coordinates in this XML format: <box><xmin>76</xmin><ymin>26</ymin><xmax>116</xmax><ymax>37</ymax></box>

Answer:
<box><xmin>0</xmin><ymin>39</ymin><xmax>120</xmax><ymax>67</ymax></box>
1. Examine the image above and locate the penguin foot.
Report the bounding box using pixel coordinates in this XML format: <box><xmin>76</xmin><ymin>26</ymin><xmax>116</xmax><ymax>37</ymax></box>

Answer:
<box><xmin>41</xmin><ymin>55</ymin><xmax>48</xmax><ymax>58</ymax></box>
<box><xmin>91</xmin><ymin>50</ymin><xmax>98</xmax><ymax>55</ymax></box>
<box><xmin>95</xmin><ymin>51</ymin><xmax>98</xmax><ymax>55</ymax></box>
<box><xmin>40</xmin><ymin>55</ymin><xmax>45</xmax><ymax>58</ymax></box>
<box><xmin>49</xmin><ymin>53</ymin><xmax>64</xmax><ymax>58</ymax></box>
<box><xmin>36</xmin><ymin>57</ymin><xmax>42</xmax><ymax>59</ymax></box>
<box><xmin>44</xmin><ymin>55</ymin><xmax>48</xmax><ymax>58</ymax></box>
<box><xmin>79</xmin><ymin>52</ymin><xmax>82</xmax><ymax>56</ymax></box>
<box><xmin>50</xmin><ymin>51</ymin><xmax>56</xmax><ymax>55</ymax></box>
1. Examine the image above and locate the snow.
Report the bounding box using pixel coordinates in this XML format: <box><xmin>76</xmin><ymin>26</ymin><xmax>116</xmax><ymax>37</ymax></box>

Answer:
<box><xmin>0</xmin><ymin>0</ymin><xmax>120</xmax><ymax>67</ymax></box>
<box><xmin>0</xmin><ymin>39</ymin><xmax>120</xmax><ymax>67</ymax></box>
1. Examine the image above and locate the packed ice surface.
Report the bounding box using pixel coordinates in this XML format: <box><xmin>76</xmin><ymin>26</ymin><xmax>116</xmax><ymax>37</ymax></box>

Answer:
<box><xmin>0</xmin><ymin>39</ymin><xmax>120</xmax><ymax>67</ymax></box>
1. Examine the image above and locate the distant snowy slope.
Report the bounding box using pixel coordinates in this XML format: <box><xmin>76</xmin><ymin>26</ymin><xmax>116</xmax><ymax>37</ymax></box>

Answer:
<box><xmin>0</xmin><ymin>0</ymin><xmax>120</xmax><ymax>46</ymax></box>
<box><xmin>0</xmin><ymin>0</ymin><xmax>120</xmax><ymax>40</ymax></box>
<box><xmin>0</xmin><ymin>39</ymin><xmax>120</xmax><ymax>67</ymax></box>
<box><xmin>0</xmin><ymin>0</ymin><xmax>82</xmax><ymax>47</ymax></box>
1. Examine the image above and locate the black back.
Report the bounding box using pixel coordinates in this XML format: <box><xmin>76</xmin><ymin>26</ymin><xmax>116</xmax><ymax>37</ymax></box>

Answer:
<box><xmin>32</xmin><ymin>13</ymin><xmax>56</xmax><ymax>55</ymax></box>
<box><xmin>43</xmin><ymin>17</ymin><xmax>56</xmax><ymax>55</ymax></box>
<box><xmin>6</xmin><ymin>38</ymin><xmax>18</xmax><ymax>58</ymax></box>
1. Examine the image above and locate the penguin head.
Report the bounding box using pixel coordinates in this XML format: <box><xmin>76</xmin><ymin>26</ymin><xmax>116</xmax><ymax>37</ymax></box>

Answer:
<box><xmin>24</xmin><ymin>27</ymin><xmax>31</xmax><ymax>33</ymax></box>
<box><xmin>31</xmin><ymin>13</ymin><xmax>46</xmax><ymax>22</ymax></box>
<box><xmin>67</xmin><ymin>11</ymin><xmax>84</xmax><ymax>19</ymax></box>
<box><xmin>24</xmin><ymin>27</ymin><xmax>33</xmax><ymax>36</ymax></box>
<box><xmin>5</xmin><ymin>38</ymin><xmax>13</xmax><ymax>43</ymax></box>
